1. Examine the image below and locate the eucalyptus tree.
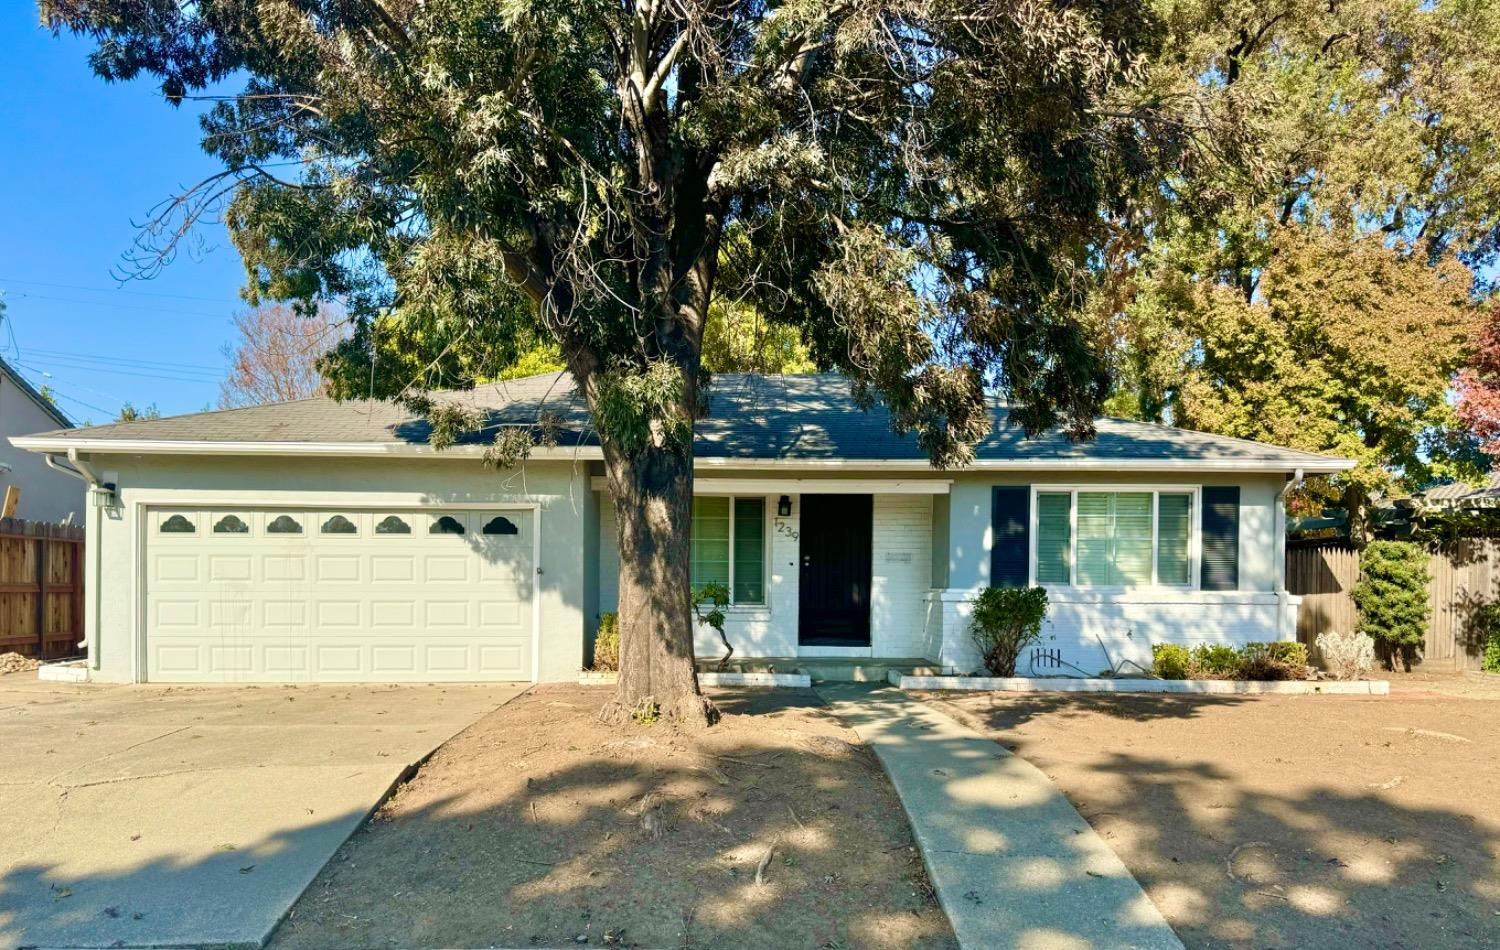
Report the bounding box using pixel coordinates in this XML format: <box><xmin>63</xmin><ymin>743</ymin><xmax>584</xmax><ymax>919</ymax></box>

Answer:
<box><xmin>44</xmin><ymin>0</ymin><xmax>1174</xmax><ymax>727</ymax></box>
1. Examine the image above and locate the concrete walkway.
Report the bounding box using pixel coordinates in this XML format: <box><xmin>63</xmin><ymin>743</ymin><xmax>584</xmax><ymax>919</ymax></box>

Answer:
<box><xmin>817</xmin><ymin>685</ymin><xmax>1183</xmax><ymax>950</ymax></box>
<box><xmin>0</xmin><ymin>674</ymin><xmax>526</xmax><ymax>949</ymax></box>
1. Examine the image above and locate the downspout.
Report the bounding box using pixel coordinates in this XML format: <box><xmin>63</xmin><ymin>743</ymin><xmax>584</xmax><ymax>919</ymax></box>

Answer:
<box><xmin>46</xmin><ymin>451</ymin><xmax>104</xmax><ymax>671</ymax></box>
<box><xmin>1275</xmin><ymin>468</ymin><xmax>1305</xmax><ymax>642</ymax></box>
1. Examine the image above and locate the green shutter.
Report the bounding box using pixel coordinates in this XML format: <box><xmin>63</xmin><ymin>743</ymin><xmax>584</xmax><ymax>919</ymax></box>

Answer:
<box><xmin>1035</xmin><ymin>492</ymin><xmax>1072</xmax><ymax>584</ymax></box>
<box><xmin>1157</xmin><ymin>493</ymin><xmax>1192</xmax><ymax>586</ymax></box>
<box><xmin>732</xmin><ymin>498</ymin><xmax>765</xmax><ymax>604</ymax></box>
<box><xmin>690</xmin><ymin>497</ymin><xmax>731</xmax><ymax>592</ymax></box>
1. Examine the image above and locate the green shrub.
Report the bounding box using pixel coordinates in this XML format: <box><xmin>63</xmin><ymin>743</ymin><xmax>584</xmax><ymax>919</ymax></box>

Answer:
<box><xmin>969</xmin><ymin>586</ymin><xmax>1048</xmax><ymax>676</ymax></box>
<box><xmin>1152</xmin><ymin>644</ymin><xmax>1190</xmax><ymax>679</ymax></box>
<box><xmin>1352</xmin><ymin>541</ymin><xmax>1431</xmax><ymax>670</ymax></box>
<box><xmin>1190</xmin><ymin>644</ymin><xmax>1241</xmax><ymax>677</ymax></box>
<box><xmin>1479</xmin><ymin>603</ymin><xmax>1500</xmax><ymax>674</ymax></box>
<box><xmin>1264</xmin><ymin>641</ymin><xmax>1309</xmax><ymax>668</ymax></box>
<box><xmin>592</xmin><ymin>612</ymin><xmax>620</xmax><ymax>671</ymax></box>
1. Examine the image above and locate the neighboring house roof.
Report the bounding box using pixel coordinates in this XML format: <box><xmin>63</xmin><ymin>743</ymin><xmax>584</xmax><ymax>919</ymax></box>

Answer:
<box><xmin>1419</xmin><ymin>472</ymin><xmax>1500</xmax><ymax>506</ymax></box>
<box><xmin>0</xmin><ymin>355</ymin><xmax>72</xmax><ymax>430</ymax></box>
<box><xmin>12</xmin><ymin>371</ymin><xmax>1352</xmax><ymax>472</ymax></box>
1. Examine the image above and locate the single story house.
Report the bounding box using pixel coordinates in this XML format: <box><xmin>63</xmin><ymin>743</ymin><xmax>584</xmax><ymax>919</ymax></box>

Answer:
<box><xmin>15</xmin><ymin>372</ymin><xmax>1353</xmax><ymax>684</ymax></box>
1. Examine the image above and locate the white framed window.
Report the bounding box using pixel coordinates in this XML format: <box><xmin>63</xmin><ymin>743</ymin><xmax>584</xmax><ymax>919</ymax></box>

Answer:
<box><xmin>690</xmin><ymin>495</ymin><xmax>767</xmax><ymax>606</ymax></box>
<box><xmin>1030</xmin><ymin>487</ymin><xmax>1199</xmax><ymax>589</ymax></box>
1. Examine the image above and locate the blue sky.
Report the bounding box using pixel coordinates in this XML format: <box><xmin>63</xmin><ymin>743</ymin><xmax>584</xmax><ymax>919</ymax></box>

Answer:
<box><xmin>0</xmin><ymin>9</ymin><xmax>247</xmax><ymax>422</ymax></box>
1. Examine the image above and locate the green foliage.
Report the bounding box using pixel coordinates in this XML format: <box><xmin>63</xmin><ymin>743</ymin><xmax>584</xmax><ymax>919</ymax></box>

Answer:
<box><xmin>969</xmin><ymin>587</ymin><xmax>1048</xmax><ymax>677</ymax></box>
<box><xmin>1476</xmin><ymin>604</ymin><xmax>1500</xmax><ymax>674</ymax></box>
<box><xmin>1191</xmin><ymin>645</ymin><xmax>1241</xmax><ymax>677</ymax></box>
<box><xmin>592</xmin><ymin>612</ymin><xmax>619</xmax><ymax>672</ymax></box>
<box><xmin>1152</xmin><ymin>641</ymin><xmax>1308</xmax><ymax>680</ymax></box>
<box><xmin>593</xmin><ymin>362</ymin><xmax>693</xmax><ymax>459</ymax></box>
<box><xmin>1353</xmin><ymin>541</ymin><xmax>1432</xmax><ymax>664</ymax></box>
<box><xmin>692</xmin><ymin>581</ymin><xmax>733</xmax><ymax>670</ymax></box>
<box><xmin>45</xmin><ymin>0</ymin><xmax>1175</xmax><ymax>468</ymax></box>
<box><xmin>116</xmin><ymin>402</ymin><xmax>161</xmax><ymax>423</ymax></box>
<box><xmin>1152</xmin><ymin>644</ymin><xmax>1190</xmax><ymax>680</ymax></box>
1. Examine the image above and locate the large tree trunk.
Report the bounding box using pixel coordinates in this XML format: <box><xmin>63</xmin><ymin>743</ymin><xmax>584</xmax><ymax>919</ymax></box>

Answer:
<box><xmin>598</xmin><ymin>440</ymin><xmax>716</xmax><ymax>730</ymax></box>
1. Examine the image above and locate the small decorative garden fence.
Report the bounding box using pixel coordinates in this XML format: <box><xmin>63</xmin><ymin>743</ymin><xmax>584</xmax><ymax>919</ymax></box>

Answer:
<box><xmin>0</xmin><ymin>518</ymin><xmax>85</xmax><ymax>660</ymax></box>
<box><xmin>1288</xmin><ymin>539</ymin><xmax>1498</xmax><ymax>670</ymax></box>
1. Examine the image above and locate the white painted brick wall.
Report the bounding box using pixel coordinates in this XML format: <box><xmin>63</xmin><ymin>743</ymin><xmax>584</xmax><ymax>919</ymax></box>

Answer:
<box><xmin>870</xmin><ymin>494</ymin><xmax>933</xmax><ymax>657</ymax></box>
<box><xmin>597</xmin><ymin>491</ymin><xmax>934</xmax><ymax>659</ymax></box>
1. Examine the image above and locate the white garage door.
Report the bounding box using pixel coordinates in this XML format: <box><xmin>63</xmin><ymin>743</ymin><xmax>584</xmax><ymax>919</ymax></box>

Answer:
<box><xmin>144</xmin><ymin>507</ymin><xmax>534</xmax><ymax>683</ymax></box>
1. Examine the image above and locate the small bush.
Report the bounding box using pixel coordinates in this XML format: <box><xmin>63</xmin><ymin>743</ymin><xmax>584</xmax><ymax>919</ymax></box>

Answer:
<box><xmin>1236</xmin><ymin>642</ymin><xmax>1304</xmax><ymax>681</ymax></box>
<box><xmin>1352</xmin><ymin>540</ymin><xmax>1431</xmax><ymax>670</ymax></box>
<box><xmin>1478</xmin><ymin>603</ymin><xmax>1500</xmax><ymax>674</ymax></box>
<box><xmin>969</xmin><ymin>586</ymin><xmax>1048</xmax><ymax>676</ymax></box>
<box><xmin>1264</xmin><ymin>641</ymin><xmax>1309</xmax><ymax>668</ymax></box>
<box><xmin>1152</xmin><ymin>644</ymin><xmax>1190</xmax><ymax>679</ymax></box>
<box><xmin>592</xmin><ymin>612</ymin><xmax>620</xmax><ymax>671</ymax></box>
<box><xmin>1316</xmin><ymin>631</ymin><xmax>1376</xmax><ymax>680</ymax></box>
<box><xmin>1191</xmin><ymin>644</ymin><xmax>1241</xmax><ymax>677</ymax></box>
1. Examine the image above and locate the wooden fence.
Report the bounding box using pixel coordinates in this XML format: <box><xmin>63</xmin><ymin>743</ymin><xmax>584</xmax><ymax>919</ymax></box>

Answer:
<box><xmin>1288</xmin><ymin>540</ymin><xmax>1498</xmax><ymax>670</ymax></box>
<box><xmin>0</xmin><ymin>518</ymin><xmax>85</xmax><ymax>661</ymax></box>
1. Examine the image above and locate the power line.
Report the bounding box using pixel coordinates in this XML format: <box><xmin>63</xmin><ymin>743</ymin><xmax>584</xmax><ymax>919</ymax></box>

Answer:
<box><xmin>21</xmin><ymin>347</ymin><xmax>224</xmax><ymax>375</ymax></box>
<box><xmin>0</xmin><ymin>291</ymin><xmax>232</xmax><ymax>320</ymax></box>
<box><xmin>0</xmin><ymin>275</ymin><xmax>242</xmax><ymax>305</ymax></box>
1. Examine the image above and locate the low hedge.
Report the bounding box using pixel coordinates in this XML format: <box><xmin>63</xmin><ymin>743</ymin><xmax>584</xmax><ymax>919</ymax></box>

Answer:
<box><xmin>1152</xmin><ymin>641</ymin><xmax>1309</xmax><ymax>681</ymax></box>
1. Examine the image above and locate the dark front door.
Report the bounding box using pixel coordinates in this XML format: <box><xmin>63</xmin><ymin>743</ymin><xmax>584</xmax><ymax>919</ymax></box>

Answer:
<box><xmin>798</xmin><ymin>494</ymin><xmax>873</xmax><ymax>646</ymax></box>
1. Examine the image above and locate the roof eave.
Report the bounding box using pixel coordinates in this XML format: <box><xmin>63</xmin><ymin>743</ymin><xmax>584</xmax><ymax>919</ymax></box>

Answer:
<box><xmin>13</xmin><ymin>435</ymin><xmax>1354</xmax><ymax>473</ymax></box>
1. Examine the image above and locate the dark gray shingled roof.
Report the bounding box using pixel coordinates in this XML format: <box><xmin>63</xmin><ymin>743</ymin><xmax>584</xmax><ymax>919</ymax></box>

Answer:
<box><xmin>16</xmin><ymin>371</ymin><xmax>1349</xmax><ymax>468</ymax></box>
<box><xmin>1421</xmin><ymin>472</ymin><xmax>1500</xmax><ymax>505</ymax></box>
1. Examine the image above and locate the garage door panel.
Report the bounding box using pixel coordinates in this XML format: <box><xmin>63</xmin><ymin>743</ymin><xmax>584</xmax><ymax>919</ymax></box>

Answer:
<box><xmin>146</xmin><ymin>508</ymin><xmax>533</xmax><ymax>683</ymax></box>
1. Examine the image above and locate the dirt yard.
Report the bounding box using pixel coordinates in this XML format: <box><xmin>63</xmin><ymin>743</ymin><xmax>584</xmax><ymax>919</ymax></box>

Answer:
<box><xmin>270</xmin><ymin>685</ymin><xmax>955</xmax><ymax>950</ymax></box>
<box><xmin>920</xmin><ymin>675</ymin><xmax>1500</xmax><ymax>950</ymax></box>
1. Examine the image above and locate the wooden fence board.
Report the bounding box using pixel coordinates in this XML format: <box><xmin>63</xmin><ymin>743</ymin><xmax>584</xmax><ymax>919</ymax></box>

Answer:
<box><xmin>0</xmin><ymin>519</ymin><xmax>85</xmax><ymax>661</ymax></box>
<box><xmin>1289</xmin><ymin>539</ymin><xmax>1499</xmax><ymax>670</ymax></box>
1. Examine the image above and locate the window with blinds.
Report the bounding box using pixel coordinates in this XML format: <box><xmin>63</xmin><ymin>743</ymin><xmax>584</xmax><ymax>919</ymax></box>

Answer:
<box><xmin>690</xmin><ymin>496</ymin><xmax>766</xmax><ymax>605</ymax></box>
<box><xmin>1034</xmin><ymin>489</ymin><xmax>1195</xmax><ymax>588</ymax></box>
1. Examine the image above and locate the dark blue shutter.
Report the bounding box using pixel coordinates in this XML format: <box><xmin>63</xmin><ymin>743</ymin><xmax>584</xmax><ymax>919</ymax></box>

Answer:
<box><xmin>990</xmin><ymin>486</ymin><xmax>1030</xmax><ymax>588</ymax></box>
<box><xmin>1201</xmin><ymin>486</ymin><xmax>1240</xmax><ymax>590</ymax></box>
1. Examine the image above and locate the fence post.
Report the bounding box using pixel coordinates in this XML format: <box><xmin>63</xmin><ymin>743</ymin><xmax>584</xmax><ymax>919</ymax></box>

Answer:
<box><xmin>34</xmin><ymin>535</ymin><xmax>46</xmax><ymax>657</ymax></box>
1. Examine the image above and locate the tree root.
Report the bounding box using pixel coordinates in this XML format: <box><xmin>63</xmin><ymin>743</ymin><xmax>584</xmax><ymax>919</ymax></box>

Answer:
<box><xmin>599</xmin><ymin>693</ymin><xmax>720</xmax><ymax>731</ymax></box>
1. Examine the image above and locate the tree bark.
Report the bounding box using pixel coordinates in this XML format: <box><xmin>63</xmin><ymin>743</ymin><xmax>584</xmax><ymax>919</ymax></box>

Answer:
<box><xmin>598</xmin><ymin>439</ymin><xmax>716</xmax><ymax>730</ymax></box>
<box><xmin>1344</xmin><ymin>483</ymin><xmax>1371</xmax><ymax>548</ymax></box>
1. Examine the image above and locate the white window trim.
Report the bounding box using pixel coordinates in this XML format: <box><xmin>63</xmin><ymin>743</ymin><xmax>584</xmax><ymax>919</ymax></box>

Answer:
<box><xmin>692</xmin><ymin>494</ymin><xmax>770</xmax><ymax>607</ymax></box>
<box><xmin>1028</xmin><ymin>485</ymin><xmax>1201</xmax><ymax>592</ymax></box>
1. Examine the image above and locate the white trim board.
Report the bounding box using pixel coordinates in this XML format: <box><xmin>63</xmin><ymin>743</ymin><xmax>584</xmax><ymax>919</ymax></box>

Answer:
<box><xmin>18</xmin><ymin>438</ymin><xmax>1353</xmax><ymax>473</ymax></box>
<box><xmin>590</xmin><ymin>476</ymin><xmax>952</xmax><ymax>494</ymax></box>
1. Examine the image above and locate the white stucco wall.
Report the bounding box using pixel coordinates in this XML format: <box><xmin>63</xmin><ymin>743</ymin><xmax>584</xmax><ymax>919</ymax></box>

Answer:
<box><xmin>79</xmin><ymin>454</ymin><xmax>590</xmax><ymax>683</ymax></box>
<box><xmin>0</xmin><ymin>374</ymin><xmax>84</xmax><ymax>524</ymax></box>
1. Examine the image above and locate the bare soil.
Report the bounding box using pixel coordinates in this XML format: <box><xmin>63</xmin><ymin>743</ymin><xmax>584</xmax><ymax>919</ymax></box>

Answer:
<box><xmin>270</xmin><ymin>685</ymin><xmax>956</xmax><ymax>950</ymax></box>
<box><xmin>919</xmin><ymin>674</ymin><xmax>1500</xmax><ymax>949</ymax></box>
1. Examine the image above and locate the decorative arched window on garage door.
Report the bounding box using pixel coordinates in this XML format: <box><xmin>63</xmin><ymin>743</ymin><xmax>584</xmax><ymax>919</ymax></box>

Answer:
<box><xmin>321</xmin><ymin>515</ymin><xmax>358</xmax><ymax>535</ymax></box>
<box><xmin>266</xmin><ymin>514</ymin><xmax>304</xmax><ymax>534</ymax></box>
<box><xmin>482</xmin><ymin>515</ymin><xmax>519</xmax><ymax>535</ymax></box>
<box><xmin>430</xmin><ymin>515</ymin><xmax>465</xmax><ymax>535</ymax></box>
<box><xmin>375</xmin><ymin>515</ymin><xmax>412</xmax><ymax>534</ymax></box>
<box><xmin>212</xmin><ymin>514</ymin><xmax>249</xmax><ymax>534</ymax></box>
<box><xmin>159</xmin><ymin>514</ymin><xmax>196</xmax><ymax>533</ymax></box>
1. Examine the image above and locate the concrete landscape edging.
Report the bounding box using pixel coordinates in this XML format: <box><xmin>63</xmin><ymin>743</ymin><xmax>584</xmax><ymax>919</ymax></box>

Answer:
<box><xmin>577</xmin><ymin>670</ymin><xmax>812</xmax><ymax>688</ymax></box>
<box><xmin>891</xmin><ymin>671</ymin><xmax>1390</xmax><ymax>695</ymax></box>
<box><xmin>37</xmin><ymin>661</ymin><xmax>89</xmax><ymax>683</ymax></box>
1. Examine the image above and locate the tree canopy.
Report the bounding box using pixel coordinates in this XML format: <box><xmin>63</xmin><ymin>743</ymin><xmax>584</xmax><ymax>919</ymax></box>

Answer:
<box><xmin>1101</xmin><ymin>0</ymin><xmax>1500</xmax><ymax>533</ymax></box>
<box><xmin>42</xmin><ymin>0</ymin><xmax>1188</xmax><ymax>725</ymax></box>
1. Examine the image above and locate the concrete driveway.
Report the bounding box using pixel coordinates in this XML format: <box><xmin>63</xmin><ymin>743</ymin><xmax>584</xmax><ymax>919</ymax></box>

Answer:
<box><xmin>0</xmin><ymin>672</ymin><xmax>526</xmax><ymax>949</ymax></box>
